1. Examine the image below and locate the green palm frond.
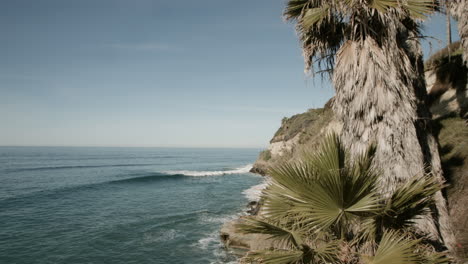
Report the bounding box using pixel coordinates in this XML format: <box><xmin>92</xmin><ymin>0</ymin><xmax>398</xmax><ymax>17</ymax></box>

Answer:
<box><xmin>267</xmin><ymin>134</ymin><xmax>381</xmax><ymax>236</ymax></box>
<box><xmin>308</xmin><ymin>133</ymin><xmax>346</xmax><ymax>177</ymax></box>
<box><xmin>243</xmin><ymin>240</ymin><xmax>342</xmax><ymax>264</ymax></box>
<box><xmin>283</xmin><ymin>0</ymin><xmax>310</xmax><ymax>21</ymax></box>
<box><xmin>300</xmin><ymin>135</ymin><xmax>381</xmax><ymax>232</ymax></box>
<box><xmin>360</xmin><ymin>216</ymin><xmax>380</xmax><ymax>242</ymax></box>
<box><xmin>404</xmin><ymin>0</ymin><xmax>438</xmax><ymax>19</ymax></box>
<box><xmin>353</xmin><ymin>143</ymin><xmax>377</xmax><ymax>174</ymax></box>
<box><xmin>261</xmin><ymin>185</ymin><xmax>295</xmax><ymax>220</ymax></box>
<box><xmin>383</xmin><ymin>175</ymin><xmax>443</xmax><ymax>229</ymax></box>
<box><xmin>312</xmin><ymin>239</ymin><xmax>343</xmax><ymax>263</ymax></box>
<box><xmin>369</xmin><ymin>0</ymin><xmax>399</xmax><ymax>13</ymax></box>
<box><xmin>362</xmin><ymin>230</ymin><xmax>421</xmax><ymax>264</ymax></box>
<box><xmin>243</xmin><ymin>250</ymin><xmax>304</xmax><ymax>264</ymax></box>
<box><xmin>236</xmin><ymin>217</ymin><xmax>304</xmax><ymax>249</ymax></box>
<box><xmin>421</xmin><ymin>251</ymin><xmax>451</xmax><ymax>264</ymax></box>
<box><xmin>266</xmin><ymin>162</ymin><xmax>319</xmax><ymax>210</ymax></box>
<box><xmin>289</xmin><ymin>181</ymin><xmax>346</xmax><ymax>233</ymax></box>
<box><xmin>341</xmin><ymin>150</ymin><xmax>380</xmax><ymax>213</ymax></box>
<box><xmin>292</xmin><ymin>180</ymin><xmax>381</xmax><ymax>235</ymax></box>
<box><xmin>268</xmin><ymin>159</ymin><xmax>316</xmax><ymax>189</ymax></box>
<box><xmin>360</xmin><ymin>174</ymin><xmax>443</xmax><ymax>241</ymax></box>
<box><xmin>301</xmin><ymin>5</ymin><xmax>331</xmax><ymax>30</ymax></box>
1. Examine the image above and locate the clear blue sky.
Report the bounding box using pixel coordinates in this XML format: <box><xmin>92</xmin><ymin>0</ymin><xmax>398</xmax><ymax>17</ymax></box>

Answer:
<box><xmin>0</xmin><ymin>0</ymin><xmax>460</xmax><ymax>148</ymax></box>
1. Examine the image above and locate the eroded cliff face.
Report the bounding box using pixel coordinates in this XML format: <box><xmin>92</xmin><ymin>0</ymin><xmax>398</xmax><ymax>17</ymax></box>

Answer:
<box><xmin>250</xmin><ymin>106</ymin><xmax>340</xmax><ymax>176</ymax></box>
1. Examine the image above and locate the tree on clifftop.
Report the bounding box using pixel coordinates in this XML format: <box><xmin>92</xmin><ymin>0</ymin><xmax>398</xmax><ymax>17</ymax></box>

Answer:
<box><xmin>284</xmin><ymin>0</ymin><xmax>455</xmax><ymax>252</ymax></box>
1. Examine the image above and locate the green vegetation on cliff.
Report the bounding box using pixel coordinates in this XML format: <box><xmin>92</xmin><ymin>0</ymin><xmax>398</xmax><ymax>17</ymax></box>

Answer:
<box><xmin>272</xmin><ymin>107</ymin><xmax>333</xmax><ymax>144</ymax></box>
<box><xmin>436</xmin><ymin>116</ymin><xmax>468</xmax><ymax>259</ymax></box>
<box><xmin>251</xmin><ymin>107</ymin><xmax>334</xmax><ymax>176</ymax></box>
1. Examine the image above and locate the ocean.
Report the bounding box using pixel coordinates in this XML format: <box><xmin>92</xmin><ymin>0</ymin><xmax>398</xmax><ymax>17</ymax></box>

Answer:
<box><xmin>0</xmin><ymin>147</ymin><xmax>264</xmax><ymax>264</ymax></box>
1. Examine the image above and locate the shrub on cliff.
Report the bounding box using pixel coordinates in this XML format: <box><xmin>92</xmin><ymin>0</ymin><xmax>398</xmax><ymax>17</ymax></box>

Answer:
<box><xmin>236</xmin><ymin>134</ymin><xmax>450</xmax><ymax>264</ymax></box>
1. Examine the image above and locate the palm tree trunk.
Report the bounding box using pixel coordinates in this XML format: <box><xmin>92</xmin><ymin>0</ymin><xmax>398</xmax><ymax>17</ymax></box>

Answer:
<box><xmin>332</xmin><ymin>32</ymin><xmax>455</xmax><ymax>250</ymax></box>
<box><xmin>404</xmin><ymin>29</ymin><xmax>457</xmax><ymax>252</ymax></box>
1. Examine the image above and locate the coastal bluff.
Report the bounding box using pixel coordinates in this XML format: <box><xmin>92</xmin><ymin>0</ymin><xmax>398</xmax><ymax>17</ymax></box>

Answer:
<box><xmin>221</xmin><ymin>43</ymin><xmax>468</xmax><ymax>259</ymax></box>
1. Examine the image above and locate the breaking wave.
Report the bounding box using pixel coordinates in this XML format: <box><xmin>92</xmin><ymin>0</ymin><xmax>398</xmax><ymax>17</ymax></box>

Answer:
<box><xmin>164</xmin><ymin>164</ymin><xmax>253</xmax><ymax>177</ymax></box>
<box><xmin>242</xmin><ymin>179</ymin><xmax>270</xmax><ymax>201</ymax></box>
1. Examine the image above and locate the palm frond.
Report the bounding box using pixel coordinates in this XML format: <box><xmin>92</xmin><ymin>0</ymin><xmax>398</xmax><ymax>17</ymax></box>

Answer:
<box><xmin>421</xmin><ymin>251</ymin><xmax>451</xmax><ymax>264</ymax></box>
<box><xmin>236</xmin><ymin>217</ymin><xmax>303</xmax><ymax>249</ymax></box>
<box><xmin>362</xmin><ymin>230</ymin><xmax>421</xmax><ymax>264</ymax></box>
<box><xmin>360</xmin><ymin>174</ymin><xmax>443</xmax><ymax>241</ymax></box>
<box><xmin>269</xmin><ymin>134</ymin><xmax>381</xmax><ymax>235</ymax></box>
<box><xmin>353</xmin><ymin>143</ymin><xmax>378</xmax><ymax>174</ymax></box>
<box><xmin>360</xmin><ymin>216</ymin><xmax>380</xmax><ymax>242</ymax></box>
<box><xmin>268</xmin><ymin>159</ymin><xmax>316</xmax><ymax>189</ymax></box>
<box><xmin>309</xmin><ymin>133</ymin><xmax>346</xmax><ymax>177</ymax></box>
<box><xmin>369</xmin><ymin>0</ymin><xmax>399</xmax><ymax>13</ymax></box>
<box><xmin>298</xmin><ymin>19</ymin><xmax>346</xmax><ymax>76</ymax></box>
<box><xmin>312</xmin><ymin>239</ymin><xmax>343</xmax><ymax>263</ymax></box>
<box><xmin>403</xmin><ymin>0</ymin><xmax>438</xmax><ymax>20</ymax></box>
<box><xmin>283</xmin><ymin>0</ymin><xmax>309</xmax><ymax>21</ymax></box>
<box><xmin>301</xmin><ymin>5</ymin><xmax>331</xmax><ymax>30</ymax></box>
<box><xmin>283</xmin><ymin>0</ymin><xmax>435</xmax><ymax>75</ymax></box>
<box><xmin>383</xmin><ymin>175</ymin><xmax>443</xmax><ymax>229</ymax></box>
<box><xmin>244</xmin><ymin>241</ymin><xmax>342</xmax><ymax>264</ymax></box>
<box><xmin>243</xmin><ymin>250</ymin><xmax>304</xmax><ymax>264</ymax></box>
<box><xmin>261</xmin><ymin>185</ymin><xmax>295</xmax><ymax>220</ymax></box>
<box><xmin>289</xmin><ymin>182</ymin><xmax>345</xmax><ymax>232</ymax></box>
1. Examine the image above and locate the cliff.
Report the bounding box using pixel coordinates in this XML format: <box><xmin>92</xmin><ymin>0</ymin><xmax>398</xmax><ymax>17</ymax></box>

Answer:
<box><xmin>250</xmin><ymin>104</ymin><xmax>339</xmax><ymax>176</ymax></box>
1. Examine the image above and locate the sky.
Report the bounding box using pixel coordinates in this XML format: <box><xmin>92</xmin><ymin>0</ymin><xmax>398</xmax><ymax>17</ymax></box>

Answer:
<box><xmin>0</xmin><ymin>0</ymin><xmax>460</xmax><ymax>148</ymax></box>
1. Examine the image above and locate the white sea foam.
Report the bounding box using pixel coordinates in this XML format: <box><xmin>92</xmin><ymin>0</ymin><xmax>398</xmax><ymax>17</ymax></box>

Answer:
<box><xmin>242</xmin><ymin>179</ymin><xmax>270</xmax><ymax>201</ymax></box>
<box><xmin>196</xmin><ymin>213</ymin><xmax>240</xmax><ymax>250</ymax></box>
<box><xmin>165</xmin><ymin>164</ymin><xmax>253</xmax><ymax>177</ymax></box>
<box><xmin>199</xmin><ymin>214</ymin><xmax>239</xmax><ymax>224</ymax></box>
<box><xmin>197</xmin><ymin>231</ymin><xmax>220</xmax><ymax>250</ymax></box>
<box><xmin>197</xmin><ymin>231</ymin><xmax>238</xmax><ymax>263</ymax></box>
<box><xmin>143</xmin><ymin>229</ymin><xmax>184</xmax><ymax>243</ymax></box>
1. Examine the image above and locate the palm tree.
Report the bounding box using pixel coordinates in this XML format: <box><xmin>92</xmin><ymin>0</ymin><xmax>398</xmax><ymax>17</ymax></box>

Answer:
<box><xmin>283</xmin><ymin>0</ymin><xmax>455</xmax><ymax>250</ymax></box>
<box><xmin>448</xmin><ymin>0</ymin><xmax>468</xmax><ymax>66</ymax></box>
<box><xmin>236</xmin><ymin>135</ymin><xmax>449</xmax><ymax>263</ymax></box>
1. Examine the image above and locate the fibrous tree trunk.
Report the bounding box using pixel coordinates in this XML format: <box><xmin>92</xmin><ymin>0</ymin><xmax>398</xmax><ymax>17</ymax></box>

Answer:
<box><xmin>332</xmin><ymin>25</ymin><xmax>456</xmax><ymax>251</ymax></box>
<box><xmin>404</xmin><ymin>27</ymin><xmax>457</xmax><ymax>253</ymax></box>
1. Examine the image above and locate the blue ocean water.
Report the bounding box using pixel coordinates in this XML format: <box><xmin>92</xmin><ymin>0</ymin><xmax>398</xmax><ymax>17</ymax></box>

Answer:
<box><xmin>0</xmin><ymin>147</ymin><xmax>263</xmax><ymax>264</ymax></box>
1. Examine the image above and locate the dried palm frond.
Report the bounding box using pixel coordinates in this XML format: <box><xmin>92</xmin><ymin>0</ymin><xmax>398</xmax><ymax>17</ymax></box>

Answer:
<box><xmin>283</xmin><ymin>0</ymin><xmax>439</xmax><ymax>76</ymax></box>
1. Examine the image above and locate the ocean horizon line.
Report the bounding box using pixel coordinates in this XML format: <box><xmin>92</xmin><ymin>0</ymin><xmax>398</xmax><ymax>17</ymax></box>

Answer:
<box><xmin>0</xmin><ymin>145</ymin><xmax>265</xmax><ymax>150</ymax></box>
